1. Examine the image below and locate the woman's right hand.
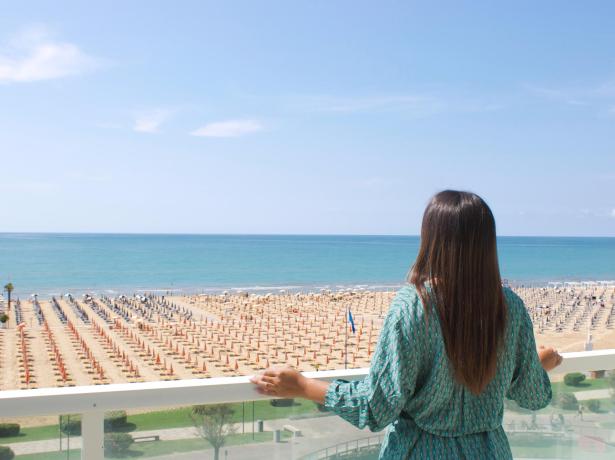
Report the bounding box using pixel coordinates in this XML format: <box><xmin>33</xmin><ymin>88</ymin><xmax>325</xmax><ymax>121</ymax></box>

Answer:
<box><xmin>538</xmin><ymin>345</ymin><xmax>563</xmax><ymax>371</ymax></box>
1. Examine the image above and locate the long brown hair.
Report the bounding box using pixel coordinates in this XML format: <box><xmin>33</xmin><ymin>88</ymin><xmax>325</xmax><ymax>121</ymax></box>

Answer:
<box><xmin>409</xmin><ymin>190</ymin><xmax>507</xmax><ymax>395</ymax></box>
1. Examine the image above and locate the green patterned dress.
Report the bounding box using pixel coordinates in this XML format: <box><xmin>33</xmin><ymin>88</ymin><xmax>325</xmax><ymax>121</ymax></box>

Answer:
<box><xmin>324</xmin><ymin>284</ymin><xmax>552</xmax><ymax>459</ymax></box>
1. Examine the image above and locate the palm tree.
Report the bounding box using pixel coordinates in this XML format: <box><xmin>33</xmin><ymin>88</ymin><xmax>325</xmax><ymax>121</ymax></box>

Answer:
<box><xmin>4</xmin><ymin>283</ymin><xmax>13</xmax><ymax>311</ymax></box>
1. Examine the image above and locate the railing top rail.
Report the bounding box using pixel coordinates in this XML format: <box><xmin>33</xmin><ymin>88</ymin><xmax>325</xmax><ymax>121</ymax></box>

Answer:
<box><xmin>0</xmin><ymin>349</ymin><xmax>613</xmax><ymax>417</ymax></box>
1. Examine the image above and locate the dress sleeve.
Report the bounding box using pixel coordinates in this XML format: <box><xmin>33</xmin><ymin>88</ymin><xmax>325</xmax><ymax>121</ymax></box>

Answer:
<box><xmin>506</xmin><ymin>295</ymin><xmax>552</xmax><ymax>410</ymax></box>
<box><xmin>323</xmin><ymin>292</ymin><xmax>420</xmax><ymax>431</ymax></box>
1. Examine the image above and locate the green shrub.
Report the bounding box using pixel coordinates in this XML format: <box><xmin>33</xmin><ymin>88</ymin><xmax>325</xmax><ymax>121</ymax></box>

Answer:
<box><xmin>59</xmin><ymin>415</ymin><xmax>82</xmax><ymax>436</ymax></box>
<box><xmin>0</xmin><ymin>314</ymin><xmax>8</xmax><ymax>324</ymax></box>
<box><xmin>564</xmin><ymin>372</ymin><xmax>586</xmax><ymax>387</ymax></box>
<box><xmin>585</xmin><ymin>399</ymin><xmax>601</xmax><ymax>413</ymax></box>
<box><xmin>557</xmin><ymin>393</ymin><xmax>579</xmax><ymax>410</ymax></box>
<box><xmin>104</xmin><ymin>411</ymin><xmax>128</xmax><ymax>431</ymax></box>
<box><xmin>60</xmin><ymin>411</ymin><xmax>129</xmax><ymax>435</ymax></box>
<box><xmin>0</xmin><ymin>424</ymin><xmax>20</xmax><ymax>438</ymax></box>
<box><xmin>0</xmin><ymin>446</ymin><xmax>15</xmax><ymax>460</ymax></box>
<box><xmin>104</xmin><ymin>433</ymin><xmax>133</xmax><ymax>456</ymax></box>
<box><xmin>270</xmin><ymin>398</ymin><xmax>294</xmax><ymax>407</ymax></box>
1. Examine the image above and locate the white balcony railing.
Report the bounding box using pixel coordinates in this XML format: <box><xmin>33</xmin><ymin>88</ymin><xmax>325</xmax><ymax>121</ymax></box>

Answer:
<box><xmin>0</xmin><ymin>349</ymin><xmax>614</xmax><ymax>460</ymax></box>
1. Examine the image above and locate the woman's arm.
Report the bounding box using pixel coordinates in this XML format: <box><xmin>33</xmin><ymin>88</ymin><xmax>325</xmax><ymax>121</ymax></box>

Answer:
<box><xmin>507</xmin><ymin>307</ymin><xmax>558</xmax><ymax>409</ymax></box>
<box><xmin>250</xmin><ymin>367</ymin><xmax>328</xmax><ymax>403</ymax></box>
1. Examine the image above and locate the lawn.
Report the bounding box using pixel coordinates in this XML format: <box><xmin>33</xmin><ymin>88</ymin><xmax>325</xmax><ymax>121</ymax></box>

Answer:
<box><xmin>551</xmin><ymin>377</ymin><xmax>612</xmax><ymax>394</ymax></box>
<box><xmin>0</xmin><ymin>424</ymin><xmax>62</xmax><ymax>444</ymax></box>
<box><xmin>15</xmin><ymin>451</ymin><xmax>80</xmax><ymax>460</ymax></box>
<box><xmin>2</xmin><ymin>399</ymin><xmax>320</xmax><ymax>445</ymax></box>
<box><xmin>14</xmin><ymin>431</ymin><xmax>291</xmax><ymax>460</ymax></box>
<box><xmin>126</xmin><ymin>398</ymin><xmax>320</xmax><ymax>431</ymax></box>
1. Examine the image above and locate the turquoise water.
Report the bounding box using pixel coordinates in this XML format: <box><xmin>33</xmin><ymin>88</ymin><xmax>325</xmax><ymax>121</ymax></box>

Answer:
<box><xmin>0</xmin><ymin>234</ymin><xmax>614</xmax><ymax>297</ymax></box>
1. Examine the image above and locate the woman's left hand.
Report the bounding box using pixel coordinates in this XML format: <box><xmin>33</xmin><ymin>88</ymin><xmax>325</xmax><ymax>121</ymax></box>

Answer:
<box><xmin>250</xmin><ymin>366</ymin><xmax>306</xmax><ymax>398</ymax></box>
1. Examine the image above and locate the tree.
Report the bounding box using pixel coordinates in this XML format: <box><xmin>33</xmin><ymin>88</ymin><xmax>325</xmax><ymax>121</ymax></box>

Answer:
<box><xmin>191</xmin><ymin>404</ymin><xmax>236</xmax><ymax>460</ymax></box>
<box><xmin>556</xmin><ymin>393</ymin><xmax>579</xmax><ymax>410</ymax></box>
<box><xmin>3</xmin><ymin>284</ymin><xmax>13</xmax><ymax>312</ymax></box>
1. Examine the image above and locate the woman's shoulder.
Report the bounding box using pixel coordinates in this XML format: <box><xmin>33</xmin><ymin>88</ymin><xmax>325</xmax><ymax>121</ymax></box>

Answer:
<box><xmin>389</xmin><ymin>284</ymin><xmax>425</xmax><ymax>321</ymax></box>
<box><xmin>394</xmin><ymin>283</ymin><xmax>421</xmax><ymax>306</ymax></box>
<box><xmin>502</xmin><ymin>286</ymin><xmax>526</xmax><ymax>312</ymax></box>
<box><xmin>502</xmin><ymin>285</ymin><xmax>522</xmax><ymax>303</ymax></box>
<box><xmin>396</xmin><ymin>282</ymin><xmax>419</xmax><ymax>298</ymax></box>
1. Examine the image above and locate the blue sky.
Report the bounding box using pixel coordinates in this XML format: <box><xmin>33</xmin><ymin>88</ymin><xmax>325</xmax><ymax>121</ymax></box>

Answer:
<box><xmin>1</xmin><ymin>1</ymin><xmax>614</xmax><ymax>236</ymax></box>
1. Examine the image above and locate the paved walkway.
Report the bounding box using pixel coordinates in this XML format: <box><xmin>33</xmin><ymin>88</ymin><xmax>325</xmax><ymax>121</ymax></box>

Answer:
<box><xmin>7</xmin><ymin>425</ymin><xmax>204</xmax><ymax>455</ymax></box>
<box><xmin>574</xmin><ymin>388</ymin><xmax>612</xmax><ymax>401</ymax></box>
<box><xmin>143</xmin><ymin>417</ymin><xmax>372</xmax><ymax>460</ymax></box>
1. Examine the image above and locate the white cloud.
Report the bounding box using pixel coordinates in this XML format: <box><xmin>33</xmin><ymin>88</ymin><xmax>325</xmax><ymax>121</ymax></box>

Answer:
<box><xmin>325</xmin><ymin>95</ymin><xmax>440</xmax><ymax>113</ymax></box>
<box><xmin>191</xmin><ymin>119</ymin><xmax>263</xmax><ymax>138</ymax></box>
<box><xmin>291</xmin><ymin>93</ymin><xmax>501</xmax><ymax>117</ymax></box>
<box><xmin>524</xmin><ymin>79</ymin><xmax>615</xmax><ymax>112</ymax></box>
<box><xmin>298</xmin><ymin>94</ymin><xmax>445</xmax><ymax>115</ymax></box>
<box><xmin>524</xmin><ymin>85</ymin><xmax>587</xmax><ymax>106</ymax></box>
<box><xmin>611</xmin><ymin>208</ymin><xmax>615</xmax><ymax>218</ymax></box>
<box><xmin>133</xmin><ymin>109</ymin><xmax>173</xmax><ymax>133</ymax></box>
<box><xmin>0</xmin><ymin>26</ymin><xmax>103</xmax><ymax>83</ymax></box>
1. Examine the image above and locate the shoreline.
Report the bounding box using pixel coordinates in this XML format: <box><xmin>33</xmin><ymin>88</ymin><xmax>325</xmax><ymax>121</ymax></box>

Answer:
<box><xmin>4</xmin><ymin>279</ymin><xmax>615</xmax><ymax>300</ymax></box>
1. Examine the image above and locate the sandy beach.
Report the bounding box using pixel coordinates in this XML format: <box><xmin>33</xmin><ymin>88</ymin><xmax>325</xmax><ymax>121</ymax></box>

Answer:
<box><xmin>1</xmin><ymin>284</ymin><xmax>614</xmax><ymax>395</ymax></box>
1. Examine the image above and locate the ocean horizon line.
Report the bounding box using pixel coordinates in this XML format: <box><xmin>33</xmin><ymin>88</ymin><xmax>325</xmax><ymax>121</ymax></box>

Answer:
<box><xmin>1</xmin><ymin>232</ymin><xmax>615</xmax><ymax>239</ymax></box>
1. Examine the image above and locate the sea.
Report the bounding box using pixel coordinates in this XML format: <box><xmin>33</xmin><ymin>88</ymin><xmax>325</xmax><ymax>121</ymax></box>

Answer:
<box><xmin>0</xmin><ymin>234</ymin><xmax>614</xmax><ymax>298</ymax></box>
